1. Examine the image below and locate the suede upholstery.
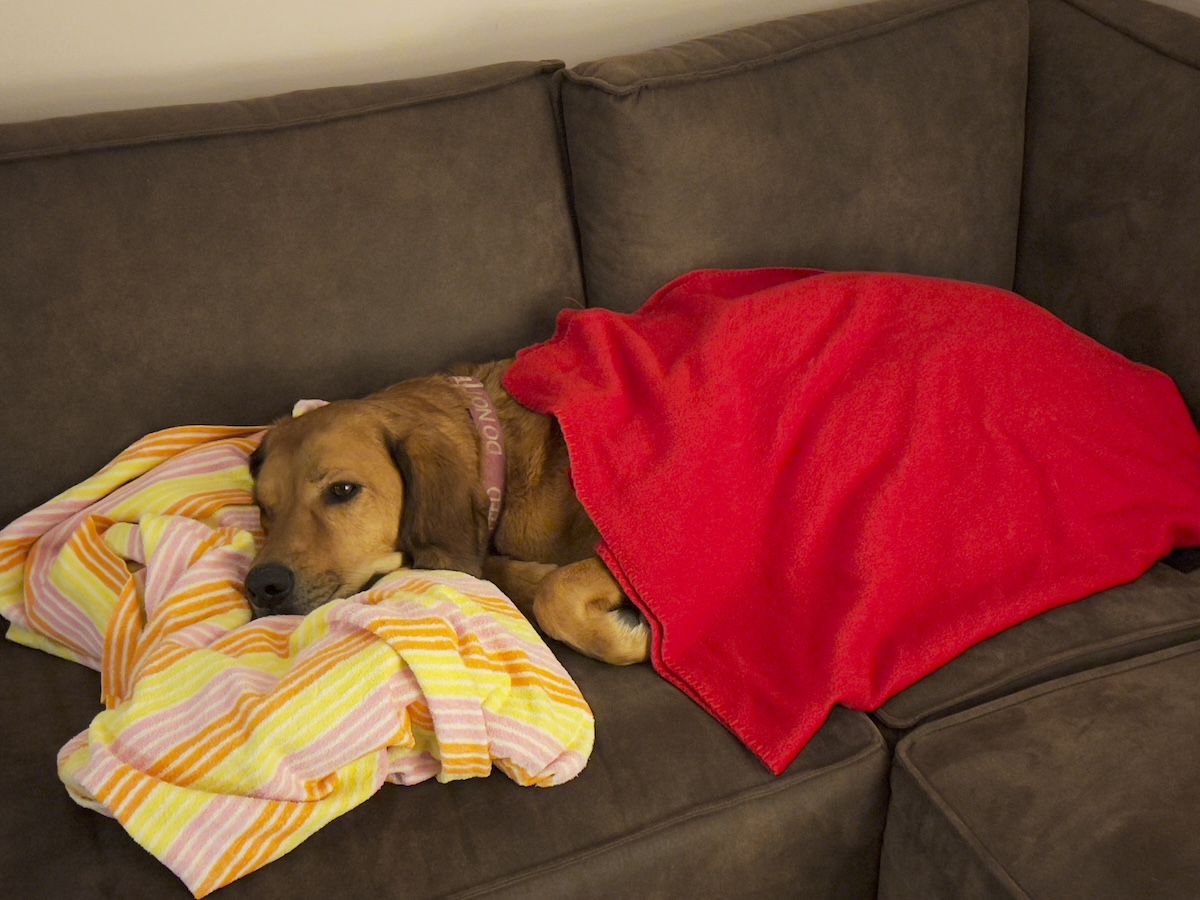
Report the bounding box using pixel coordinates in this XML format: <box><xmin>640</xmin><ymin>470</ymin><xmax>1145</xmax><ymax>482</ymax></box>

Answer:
<box><xmin>875</xmin><ymin>561</ymin><xmax>1200</xmax><ymax>734</ymax></box>
<box><xmin>562</xmin><ymin>0</ymin><xmax>1029</xmax><ymax>312</ymax></box>
<box><xmin>2</xmin><ymin>0</ymin><xmax>1200</xmax><ymax>897</ymax></box>
<box><xmin>880</xmin><ymin>642</ymin><xmax>1200</xmax><ymax>898</ymax></box>
<box><xmin>1</xmin><ymin>640</ymin><xmax>888</xmax><ymax>898</ymax></box>
<box><xmin>1016</xmin><ymin>0</ymin><xmax>1200</xmax><ymax>420</ymax></box>
<box><xmin>0</xmin><ymin>61</ymin><xmax>581</xmax><ymax>529</ymax></box>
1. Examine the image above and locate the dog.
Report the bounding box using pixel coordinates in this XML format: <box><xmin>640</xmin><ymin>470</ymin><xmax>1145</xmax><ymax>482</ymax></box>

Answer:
<box><xmin>245</xmin><ymin>360</ymin><xmax>651</xmax><ymax>665</ymax></box>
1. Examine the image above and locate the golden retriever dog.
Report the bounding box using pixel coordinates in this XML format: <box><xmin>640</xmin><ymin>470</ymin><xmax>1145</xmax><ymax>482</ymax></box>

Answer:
<box><xmin>246</xmin><ymin>360</ymin><xmax>651</xmax><ymax>665</ymax></box>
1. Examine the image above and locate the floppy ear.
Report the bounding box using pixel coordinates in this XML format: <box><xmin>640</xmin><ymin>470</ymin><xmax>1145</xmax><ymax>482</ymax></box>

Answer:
<box><xmin>248</xmin><ymin>439</ymin><xmax>268</xmax><ymax>479</ymax></box>
<box><xmin>388</xmin><ymin>433</ymin><xmax>489</xmax><ymax>578</ymax></box>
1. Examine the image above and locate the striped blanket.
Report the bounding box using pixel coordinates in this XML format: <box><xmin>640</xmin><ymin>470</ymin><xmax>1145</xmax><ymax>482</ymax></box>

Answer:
<box><xmin>0</xmin><ymin>426</ymin><xmax>594</xmax><ymax>897</ymax></box>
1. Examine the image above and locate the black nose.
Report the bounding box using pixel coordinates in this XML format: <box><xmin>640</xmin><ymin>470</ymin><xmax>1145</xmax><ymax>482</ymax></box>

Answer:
<box><xmin>245</xmin><ymin>563</ymin><xmax>295</xmax><ymax>610</ymax></box>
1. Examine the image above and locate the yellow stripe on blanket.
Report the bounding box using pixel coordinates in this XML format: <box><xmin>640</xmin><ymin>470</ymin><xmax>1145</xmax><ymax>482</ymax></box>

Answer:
<box><xmin>0</xmin><ymin>426</ymin><xmax>594</xmax><ymax>898</ymax></box>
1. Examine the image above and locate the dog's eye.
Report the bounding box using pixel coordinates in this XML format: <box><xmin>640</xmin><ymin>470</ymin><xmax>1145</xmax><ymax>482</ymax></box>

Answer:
<box><xmin>326</xmin><ymin>482</ymin><xmax>362</xmax><ymax>504</ymax></box>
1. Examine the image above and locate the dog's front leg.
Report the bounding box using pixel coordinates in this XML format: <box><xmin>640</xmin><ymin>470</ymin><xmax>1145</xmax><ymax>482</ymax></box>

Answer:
<box><xmin>483</xmin><ymin>556</ymin><xmax>557</xmax><ymax>617</ymax></box>
<box><xmin>533</xmin><ymin>558</ymin><xmax>650</xmax><ymax>666</ymax></box>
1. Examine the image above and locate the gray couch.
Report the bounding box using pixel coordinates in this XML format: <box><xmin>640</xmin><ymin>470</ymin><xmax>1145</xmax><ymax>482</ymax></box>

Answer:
<box><xmin>3</xmin><ymin>0</ymin><xmax>1199</xmax><ymax>896</ymax></box>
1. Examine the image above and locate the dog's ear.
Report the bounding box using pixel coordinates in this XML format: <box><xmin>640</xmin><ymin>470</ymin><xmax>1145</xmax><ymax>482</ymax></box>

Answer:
<box><xmin>388</xmin><ymin>432</ymin><xmax>488</xmax><ymax>578</ymax></box>
<box><xmin>248</xmin><ymin>438</ymin><xmax>268</xmax><ymax>479</ymax></box>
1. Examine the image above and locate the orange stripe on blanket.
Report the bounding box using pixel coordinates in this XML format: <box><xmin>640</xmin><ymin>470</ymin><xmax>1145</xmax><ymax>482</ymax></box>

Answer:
<box><xmin>147</xmin><ymin>631</ymin><xmax>377</xmax><ymax>787</ymax></box>
<box><xmin>2</xmin><ymin>423</ymin><xmax>592</xmax><ymax>898</ymax></box>
<box><xmin>70</xmin><ymin>517</ymin><xmax>129</xmax><ymax>597</ymax></box>
<box><xmin>102</xmin><ymin>580</ymin><xmax>146</xmax><ymax>708</ymax></box>
<box><xmin>171</xmin><ymin>490</ymin><xmax>256</xmax><ymax>522</ymax></box>
<box><xmin>208</xmin><ymin>623</ymin><xmax>295</xmax><ymax>658</ymax></box>
<box><xmin>134</xmin><ymin>581</ymin><xmax>248</xmax><ymax>648</ymax></box>
<box><xmin>103</xmin><ymin>761</ymin><xmax>163</xmax><ymax>825</ymax></box>
<box><xmin>198</xmin><ymin>799</ymin><xmax>320</xmax><ymax>898</ymax></box>
<box><xmin>407</xmin><ymin>699</ymin><xmax>433</xmax><ymax>732</ymax></box>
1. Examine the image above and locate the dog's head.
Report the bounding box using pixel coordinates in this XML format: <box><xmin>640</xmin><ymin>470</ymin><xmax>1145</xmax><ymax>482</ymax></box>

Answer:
<box><xmin>244</xmin><ymin>380</ymin><xmax>492</xmax><ymax>616</ymax></box>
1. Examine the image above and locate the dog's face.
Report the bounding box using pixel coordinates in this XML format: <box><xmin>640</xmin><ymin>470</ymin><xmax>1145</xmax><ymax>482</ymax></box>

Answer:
<box><xmin>246</xmin><ymin>385</ymin><xmax>491</xmax><ymax>617</ymax></box>
<box><xmin>246</xmin><ymin>402</ymin><xmax>406</xmax><ymax>616</ymax></box>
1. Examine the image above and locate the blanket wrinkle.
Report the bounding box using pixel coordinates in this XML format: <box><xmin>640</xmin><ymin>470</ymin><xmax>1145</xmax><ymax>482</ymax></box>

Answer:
<box><xmin>505</xmin><ymin>267</ymin><xmax>1200</xmax><ymax>774</ymax></box>
<box><xmin>0</xmin><ymin>424</ymin><xmax>593</xmax><ymax>897</ymax></box>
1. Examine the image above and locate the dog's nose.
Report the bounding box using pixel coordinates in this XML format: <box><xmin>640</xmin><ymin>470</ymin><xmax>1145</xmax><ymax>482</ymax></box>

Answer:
<box><xmin>245</xmin><ymin>563</ymin><xmax>295</xmax><ymax>610</ymax></box>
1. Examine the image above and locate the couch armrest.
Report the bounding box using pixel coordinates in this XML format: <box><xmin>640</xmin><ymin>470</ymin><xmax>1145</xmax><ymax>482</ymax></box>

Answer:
<box><xmin>1016</xmin><ymin>0</ymin><xmax>1200</xmax><ymax>420</ymax></box>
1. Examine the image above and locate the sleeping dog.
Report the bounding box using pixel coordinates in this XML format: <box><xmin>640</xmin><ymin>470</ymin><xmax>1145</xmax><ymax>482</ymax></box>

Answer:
<box><xmin>246</xmin><ymin>361</ymin><xmax>650</xmax><ymax>665</ymax></box>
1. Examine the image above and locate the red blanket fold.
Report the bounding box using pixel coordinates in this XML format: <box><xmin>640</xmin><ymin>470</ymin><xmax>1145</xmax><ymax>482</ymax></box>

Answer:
<box><xmin>503</xmin><ymin>268</ymin><xmax>1200</xmax><ymax>774</ymax></box>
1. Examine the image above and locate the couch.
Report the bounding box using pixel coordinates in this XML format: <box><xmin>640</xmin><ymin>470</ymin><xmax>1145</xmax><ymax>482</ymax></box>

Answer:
<box><xmin>2</xmin><ymin>0</ymin><xmax>1199</xmax><ymax>895</ymax></box>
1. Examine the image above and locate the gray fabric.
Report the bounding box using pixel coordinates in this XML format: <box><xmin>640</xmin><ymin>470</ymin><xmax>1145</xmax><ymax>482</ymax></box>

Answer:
<box><xmin>876</xmin><ymin>562</ymin><xmax>1200</xmax><ymax>732</ymax></box>
<box><xmin>1015</xmin><ymin>0</ymin><xmax>1200</xmax><ymax>420</ymax></box>
<box><xmin>4</xmin><ymin>0</ymin><xmax>1200</xmax><ymax>896</ymax></box>
<box><xmin>0</xmin><ymin>637</ymin><xmax>889</xmax><ymax>898</ymax></box>
<box><xmin>561</xmin><ymin>0</ymin><xmax>1029</xmax><ymax>312</ymax></box>
<box><xmin>880</xmin><ymin>641</ymin><xmax>1200</xmax><ymax>899</ymax></box>
<box><xmin>0</xmin><ymin>61</ymin><xmax>582</xmax><ymax>530</ymax></box>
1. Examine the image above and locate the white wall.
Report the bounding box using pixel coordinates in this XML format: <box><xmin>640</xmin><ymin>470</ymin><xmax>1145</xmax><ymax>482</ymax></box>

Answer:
<box><xmin>3</xmin><ymin>0</ymin><xmax>1198</xmax><ymax>125</ymax></box>
<box><xmin>0</xmin><ymin>0</ymin><xmax>849</xmax><ymax>124</ymax></box>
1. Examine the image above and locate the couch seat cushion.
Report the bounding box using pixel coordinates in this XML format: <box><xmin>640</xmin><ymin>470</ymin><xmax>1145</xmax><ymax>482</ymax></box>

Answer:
<box><xmin>874</xmin><ymin>561</ymin><xmax>1200</xmax><ymax>734</ymax></box>
<box><xmin>880</xmin><ymin>640</ymin><xmax>1200</xmax><ymax>899</ymax></box>
<box><xmin>1</xmin><ymin>637</ymin><xmax>889</xmax><ymax>898</ymax></box>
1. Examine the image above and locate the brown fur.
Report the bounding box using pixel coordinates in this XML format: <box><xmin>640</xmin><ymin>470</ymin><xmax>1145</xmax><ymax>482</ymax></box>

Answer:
<box><xmin>247</xmin><ymin>361</ymin><xmax>651</xmax><ymax>665</ymax></box>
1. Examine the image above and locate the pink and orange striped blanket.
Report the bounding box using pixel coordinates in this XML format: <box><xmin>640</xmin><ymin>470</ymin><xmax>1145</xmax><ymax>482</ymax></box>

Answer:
<box><xmin>0</xmin><ymin>425</ymin><xmax>593</xmax><ymax>897</ymax></box>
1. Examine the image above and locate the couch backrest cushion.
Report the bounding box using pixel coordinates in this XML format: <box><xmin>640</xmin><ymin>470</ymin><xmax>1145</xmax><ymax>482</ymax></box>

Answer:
<box><xmin>560</xmin><ymin>0</ymin><xmax>1030</xmax><ymax>313</ymax></box>
<box><xmin>0</xmin><ymin>62</ymin><xmax>582</xmax><ymax>527</ymax></box>
<box><xmin>1016</xmin><ymin>0</ymin><xmax>1200</xmax><ymax>421</ymax></box>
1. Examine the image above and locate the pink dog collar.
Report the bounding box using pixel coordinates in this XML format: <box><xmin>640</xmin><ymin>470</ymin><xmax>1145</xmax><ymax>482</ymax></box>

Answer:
<box><xmin>447</xmin><ymin>376</ymin><xmax>506</xmax><ymax>536</ymax></box>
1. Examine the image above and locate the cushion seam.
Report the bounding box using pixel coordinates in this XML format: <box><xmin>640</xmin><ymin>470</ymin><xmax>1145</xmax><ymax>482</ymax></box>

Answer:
<box><xmin>1053</xmin><ymin>0</ymin><xmax>1200</xmax><ymax>70</ymax></box>
<box><xmin>0</xmin><ymin>61</ymin><xmax>564</xmax><ymax>163</ymax></box>
<box><xmin>445</xmin><ymin>735</ymin><xmax>886</xmax><ymax>898</ymax></box>
<box><xmin>876</xmin><ymin>610</ymin><xmax>1200</xmax><ymax>730</ymax></box>
<box><xmin>892</xmin><ymin>763</ymin><xmax>1035</xmax><ymax>898</ymax></box>
<box><xmin>898</xmin><ymin>639</ymin><xmax>1200</xmax><ymax>750</ymax></box>
<box><xmin>891</xmin><ymin>641</ymin><xmax>1200</xmax><ymax>897</ymax></box>
<box><xmin>563</xmin><ymin>0</ymin><xmax>1001</xmax><ymax>96</ymax></box>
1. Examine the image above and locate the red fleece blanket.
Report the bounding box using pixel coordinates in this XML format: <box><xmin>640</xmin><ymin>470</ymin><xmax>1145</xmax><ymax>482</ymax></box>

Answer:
<box><xmin>503</xmin><ymin>269</ymin><xmax>1200</xmax><ymax>774</ymax></box>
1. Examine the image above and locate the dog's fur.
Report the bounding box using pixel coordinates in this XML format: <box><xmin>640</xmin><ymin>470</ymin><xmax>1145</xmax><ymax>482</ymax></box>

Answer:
<box><xmin>246</xmin><ymin>360</ymin><xmax>651</xmax><ymax>665</ymax></box>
